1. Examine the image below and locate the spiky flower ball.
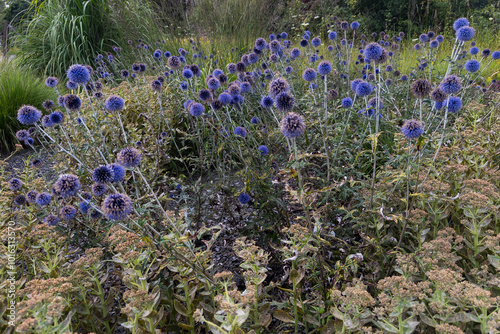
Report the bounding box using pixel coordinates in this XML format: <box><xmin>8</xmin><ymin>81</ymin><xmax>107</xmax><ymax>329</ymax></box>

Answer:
<box><xmin>8</xmin><ymin>178</ymin><xmax>23</xmax><ymax>191</ymax></box>
<box><xmin>26</xmin><ymin>190</ymin><xmax>39</xmax><ymax>203</ymax></box>
<box><xmin>67</xmin><ymin>64</ymin><xmax>90</xmax><ymax>84</ymax></box>
<box><xmin>17</xmin><ymin>105</ymin><xmax>42</xmax><ymax>125</ymax></box>
<box><xmin>64</xmin><ymin>94</ymin><xmax>82</xmax><ymax>111</ymax></box>
<box><xmin>464</xmin><ymin>59</ymin><xmax>480</xmax><ymax>73</ymax></box>
<box><xmin>341</xmin><ymin>97</ymin><xmax>353</xmax><ymax>108</ymax></box>
<box><xmin>117</xmin><ymin>147</ymin><xmax>142</xmax><ymax>168</ymax></box>
<box><xmin>440</xmin><ymin>75</ymin><xmax>462</xmax><ymax>94</ymax></box>
<box><xmin>36</xmin><ymin>192</ymin><xmax>52</xmax><ymax>206</ymax></box>
<box><xmin>431</xmin><ymin>88</ymin><xmax>447</xmax><ymax>102</ymax></box>
<box><xmin>14</xmin><ymin>195</ymin><xmax>26</xmax><ymax>206</ymax></box>
<box><xmin>102</xmin><ymin>193</ymin><xmax>133</xmax><ymax>221</ymax></box>
<box><xmin>54</xmin><ymin>174</ymin><xmax>81</xmax><ymax>198</ymax></box>
<box><xmin>328</xmin><ymin>89</ymin><xmax>339</xmax><ymax>100</ymax></box>
<box><xmin>446</xmin><ymin>96</ymin><xmax>463</xmax><ymax>113</ymax></box>
<box><xmin>218</xmin><ymin>92</ymin><xmax>232</xmax><ymax>105</ymax></box>
<box><xmin>269</xmin><ymin>78</ymin><xmax>290</xmax><ymax>98</ymax></box>
<box><xmin>234</xmin><ymin>126</ymin><xmax>247</xmax><ymax>138</ymax></box>
<box><xmin>453</xmin><ymin>17</ymin><xmax>469</xmax><ymax>31</ymax></box>
<box><xmin>60</xmin><ymin>205</ymin><xmax>77</xmax><ymax>220</ymax></box>
<box><xmin>44</xmin><ymin>215</ymin><xmax>59</xmax><ymax>226</ymax></box>
<box><xmin>317</xmin><ymin>61</ymin><xmax>332</xmax><ymax>75</ymax></box>
<box><xmin>45</xmin><ymin>77</ymin><xmax>59</xmax><ymax>88</ymax></box>
<box><xmin>188</xmin><ymin>102</ymin><xmax>205</xmax><ymax>117</ymax></box>
<box><xmin>42</xmin><ymin>100</ymin><xmax>54</xmax><ymax>110</ymax></box>
<box><xmin>275</xmin><ymin>92</ymin><xmax>295</xmax><ymax>112</ymax></box>
<box><xmin>302</xmin><ymin>68</ymin><xmax>317</xmax><ymax>82</ymax></box>
<box><xmin>92</xmin><ymin>165</ymin><xmax>114</xmax><ymax>184</ymax></box>
<box><xmin>258</xmin><ymin>145</ymin><xmax>269</xmax><ymax>156</ymax></box>
<box><xmin>16</xmin><ymin>130</ymin><xmax>29</xmax><ymax>141</ymax></box>
<box><xmin>367</xmin><ymin>97</ymin><xmax>384</xmax><ymax>109</ymax></box>
<box><xmin>105</xmin><ymin>95</ymin><xmax>125</xmax><ymax>112</ymax></box>
<box><xmin>281</xmin><ymin>112</ymin><xmax>305</xmax><ymax>138</ymax></box>
<box><xmin>355</xmin><ymin>81</ymin><xmax>373</xmax><ymax>97</ymax></box>
<box><xmin>401</xmin><ymin>120</ymin><xmax>424</xmax><ymax>139</ymax></box>
<box><xmin>50</xmin><ymin>111</ymin><xmax>64</xmax><ymax>125</ymax></box>
<box><xmin>150</xmin><ymin>79</ymin><xmax>162</xmax><ymax>92</ymax></box>
<box><xmin>238</xmin><ymin>193</ymin><xmax>251</xmax><ymax>204</ymax></box>
<box><xmin>492</xmin><ymin>51</ymin><xmax>500</xmax><ymax>60</ymax></box>
<box><xmin>261</xmin><ymin>96</ymin><xmax>274</xmax><ymax>109</ymax></box>
<box><xmin>411</xmin><ymin>78</ymin><xmax>432</xmax><ymax>98</ymax></box>
<box><xmin>167</xmin><ymin>56</ymin><xmax>181</xmax><ymax>69</ymax></box>
<box><xmin>364</xmin><ymin>42</ymin><xmax>383</xmax><ymax>63</ymax></box>
<box><xmin>91</xmin><ymin>183</ymin><xmax>108</xmax><ymax>197</ymax></box>
<box><xmin>207</xmin><ymin>77</ymin><xmax>220</xmax><ymax>91</ymax></box>
<box><xmin>456</xmin><ymin>26</ymin><xmax>475</xmax><ymax>42</ymax></box>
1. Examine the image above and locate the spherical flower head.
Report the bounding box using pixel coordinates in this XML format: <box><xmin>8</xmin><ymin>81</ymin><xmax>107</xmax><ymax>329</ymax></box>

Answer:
<box><xmin>440</xmin><ymin>75</ymin><xmax>461</xmax><ymax>94</ymax></box>
<box><xmin>401</xmin><ymin>74</ymin><xmax>408</xmax><ymax>81</ymax></box>
<box><xmin>431</xmin><ymin>88</ymin><xmax>447</xmax><ymax>102</ymax></box>
<box><xmin>434</xmin><ymin>101</ymin><xmax>444</xmax><ymax>110</ymax></box>
<box><xmin>26</xmin><ymin>190</ymin><xmax>38</xmax><ymax>203</ymax></box>
<box><xmin>236</xmin><ymin>62</ymin><xmax>246</xmax><ymax>72</ymax></box>
<box><xmin>364</xmin><ymin>42</ymin><xmax>383</xmax><ymax>63</ymax></box>
<box><xmin>218</xmin><ymin>92</ymin><xmax>232</xmax><ymax>105</ymax></box>
<box><xmin>302</xmin><ymin>68</ymin><xmax>317</xmax><ymax>82</ymax></box>
<box><xmin>414</xmin><ymin>43</ymin><xmax>422</xmax><ymax>50</ymax></box>
<box><xmin>139</xmin><ymin>63</ymin><xmax>147</xmax><ymax>72</ymax></box>
<box><xmin>167</xmin><ymin>56</ymin><xmax>181</xmax><ymax>69</ymax></box>
<box><xmin>188</xmin><ymin>102</ymin><xmax>204</xmax><ymax>117</ymax></box>
<box><xmin>260</xmin><ymin>96</ymin><xmax>274</xmax><ymax>109</ymax></box>
<box><xmin>453</xmin><ymin>17</ymin><xmax>469</xmax><ymax>31</ymax></box>
<box><xmin>91</xmin><ymin>183</ymin><xmax>108</xmax><ymax>197</ymax></box>
<box><xmin>92</xmin><ymin>165</ymin><xmax>114</xmax><ymax>184</ymax></box>
<box><xmin>42</xmin><ymin>100</ymin><xmax>54</xmax><ymax>111</ymax></box>
<box><xmin>281</xmin><ymin>112</ymin><xmax>305</xmax><ymax>138</ymax></box>
<box><xmin>311</xmin><ymin>37</ymin><xmax>322</xmax><ymax>47</ymax></box>
<box><xmin>198</xmin><ymin>89</ymin><xmax>212</xmax><ymax>101</ymax></box>
<box><xmin>367</xmin><ymin>97</ymin><xmax>384</xmax><ymax>109</ymax></box>
<box><xmin>290</xmin><ymin>48</ymin><xmax>301</xmax><ymax>58</ymax></box>
<box><xmin>250</xmin><ymin>117</ymin><xmax>260</xmax><ymax>124</ymax></box>
<box><xmin>17</xmin><ymin>105</ymin><xmax>42</xmax><ymax>125</ymax></box>
<box><xmin>411</xmin><ymin>78</ymin><xmax>432</xmax><ymax>98</ymax></box>
<box><xmin>234</xmin><ymin>126</ymin><xmax>247</xmax><ymax>138</ymax></box>
<box><xmin>341</xmin><ymin>97</ymin><xmax>353</xmax><ymax>108</ymax></box>
<box><xmin>13</xmin><ymin>194</ymin><xmax>26</xmax><ymax>206</ymax></box>
<box><xmin>350</xmin><ymin>21</ymin><xmax>360</xmax><ymax>29</ymax></box>
<box><xmin>120</xmin><ymin>69</ymin><xmax>130</xmax><ymax>78</ymax></box>
<box><xmin>8</xmin><ymin>177</ymin><xmax>23</xmax><ymax>191</ymax></box>
<box><xmin>429</xmin><ymin>40</ymin><xmax>439</xmax><ymax>48</ymax></box>
<box><xmin>50</xmin><ymin>111</ymin><xmax>64</xmax><ymax>125</ymax></box>
<box><xmin>402</xmin><ymin>119</ymin><xmax>424</xmax><ymax>139</ymax></box>
<box><xmin>150</xmin><ymin>79</ymin><xmax>162</xmax><ymax>92</ymax></box>
<box><xmin>340</xmin><ymin>21</ymin><xmax>349</xmax><ymax>30</ymax></box>
<box><xmin>355</xmin><ymin>81</ymin><xmax>373</xmax><ymax>97</ymax></box>
<box><xmin>269</xmin><ymin>78</ymin><xmax>290</xmax><ymax>98</ymax></box>
<box><xmin>80</xmin><ymin>201</ymin><xmax>91</xmax><ymax>214</ymax></box>
<box><xmin>60</xmin><ymin>205</ymin><xmax>77</xmax><ymax>220</ymax></box>
<box><xmin>102</xmin><ymin>193</ymin><xmax>132</xmax><ymax>221</ymax></box>
<box><xmin>269</xmin><ymin>40</ymin><xmax>281</xmax><ymax>52</ymax></box>
<box><xmin>54</xmin><ymin>174</ymin><xmax>81</xmax><ymax>198</ymax></box>
<box><xmin>16</xmin><ymin>130</ymin><xmax>29</xmax><ymax>141</ymax></box>
<box><xmin>317</xmin><ymin>61</ymin><xmax>332</xmax><ymax>75</ymax></box>
<box><xmin>350</xmin><ymin>78</ymin><xmax>363</xmax><ymax>92</ymax></box>
<box><xmin>300</xmin><ymin>39</ymin><xmax>309</xmax><ymax>48</ymax></box>
<box><xmin>117</xmin><ymin>147</ymin><xmax>142</xmax><ymax>168</ymax></box>
<box><xmin>36</xmin><ymin>192</ymin><xmax>51</xmax><ymax>206</ymax></box>
<box><xmin>67</xmin><ymin>64</ymin><xmax>90</xmax><ymax>84</ymax></box>
<box><xmin>153</xmin><ymin>49</ymin><xmax>162</xmax><ymax>59</ymax></box>
<box><xmin>257</xmin><ymin>145</ymin><xmax>269</xmax><ymax>157</ymax></box>
<box><xmin>227</xmin><ymin>63</ymin><xmax>237</xmax><ymax>74</ymax></box>
<box><xmin>105</xmin><ymin>95</ymin><xmax>125</xmax><ymax>112</ymax></box>
<box><xmin>492</xmin><ymin>51</ymin><xmax>500</xmax><ymax>60</ymax></box>
<box><xmin>237</xmin><ymin>193</ymin><xmax>251</xmax><ymax>204</ymax></box>
<box><xmin>104</xmin><ymin>163</ymin><xmax>124</xmax><ymax>183</ymax></box>
<box><xmin>182</xmin><ymin>68</ymin><xmax>194</xmax><ymax>79</ymax></box>
<box><xmin>436</xmin><ymin>35</ymin><xmax>444</xmax><ymax>43</ymax></box>
<box><xmin>456</xmin><ymin>26</ymin><xmax>475</xmax><ymax>42</ymax></box>
<box><xmin>482</xmin><ymin>49</ymin><xmax>491</xmax><ymax>57</ymax></box>
<box><xmin>446</xmin><ymin>96</ymin><xmax>462</xmax><ymax>113</ymax></box>
<box><xmin>132</xmin><ymin>63</ymin><xmax>141</xmax><ymax>72</ymax></box>
<box><xmin>255</xmin><ymin>37</ymin><xmax>267</xmax><ymax>50</ymax></box>
<box><xmin>464</xmin><ymin>59</ymin><xmax>480</xmax><ymax>73</ymax></box>
<box><xmin>240</xmin><ymin>82</ymin><xmax>252</xmax><ymax>94</ymax></box>
<box><xmin>207</xmin><ymin>77</ymin><xmax>220</xmax><ymax>91</ymax></box>
<box><xmin>44</xmin><ymin>214</ymin><xmax>59</xmax><ymax>226</ymax></box>
<box><xmin>45</xmin><ymin>76</ymin><xmax>59</xmax><ymax>88</ymax></box>
<box><xmin>64</xmin><ymin>94</ymin><xmax>82</xmax><ymax>111</ymax></box>
<box><xmin>275</xmin><ymin>92</ymin><xmax>295</xmax><ymax>112</ymax></box>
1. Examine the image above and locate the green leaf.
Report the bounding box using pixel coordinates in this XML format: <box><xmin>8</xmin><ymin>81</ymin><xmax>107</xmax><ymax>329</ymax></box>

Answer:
<box><xmin>488</xmin><ymin>255</ymin><xmax>500</xmax><ymax>269</ymax></box>
<box><xmin>274</xmin><ymin>310</ymin><xmax>295</xmax><ymax>323</ymax></box>
<box><xmin>174</xmin><ymin>300</ymin><xmax>189</xmax><ymax>316</ymax></box>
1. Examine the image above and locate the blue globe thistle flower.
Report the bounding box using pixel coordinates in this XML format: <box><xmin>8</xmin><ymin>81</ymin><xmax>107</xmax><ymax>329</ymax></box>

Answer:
<box><xmin>67</xmin><ymin>64</ymin><xmax>90</xmax><ymax>84</ymax></box>
<box><xmin>317</xmin><ymin>61</ymin><xmax>332</xmax><ymax>75</ymax></box>
<box><xmin>108</xmin><ymin>163</ymin><xmax>125</xmax><ymax>183</ymax></box>
<box><xmin>302</xmin><ymin>68</ymin><xmax>317</xmax><ymax>82</ymax></box>
<box><xmin>117</xmin><ymin>147</ymin><xmax>142</xmax><ymax>168</ymax></box>
<box><xmin>80</xmin><ymin>201</ymin><xmax>91</xmax><ymax>214</ymax></box>
<box><xmin>240</xmin><ymin>82</ymin><xmax>252</xmax><ymax>94</ymax></box>
<box><xmin>182</xmin><ymin>68</ymin><xmax>194</xmax><ymax>79</ymax></box>
<box><xmin>300</xmin><ymin>39</ymin><xmax>309</xmax><ymax>47</ymax></box>
<box><xmin>207</xmin><ymin>77</ymin><xmax>220</xmax><ymax>91</ymax></box>
<box><xmin>269</xmin><ymin>33</ymin><xmax>276</xmax><ymax>41</ymax></box>
<box><xmin>250</xmin><ymin>117</ymin><xmax>260</xmax><ymax>124</ymax></box>
<box><xmin>42</xmin><ymin>115</ymin><xmax>54</xmax><ymax>127</ymax></box>
<box><xmin>290</xmin><ymin>48</ymin><xmax>301</xmax><ymax>58</ymax></box>
<box><xmin>269</xmin><ymin>78</ymin><xmax>290</xmax><ymax>98</ymax></box>
<box><xmin>464</xmin><ymin>59</ymin><xmax>480</xmax><ymax>73</ymax></box>
<box><xmin>17</xmin><ymin>105</ymin><xmax>42</xmax><ymax>125</ymax></box>
<box><xmin>105</xmin><ymin>95</ymin><xmax>125</xmax><ymax>112</ymax></box>
<box><xmin>211</xmin><ymin>100</ymin><xmax>223</xmax><ymax>110</ymax></box>
<box><xmin>269</xmin><ymin>40</ymin><xmax>281</xmax><ymax>52</ymax></box>
<box><xmin>434</xmin><ymin>101</ymin><xmax>444</xmax><ymax>110</ymax></box>
<box><xmin>60</xmin><ymin>205</ymin><xmax>77</xmax><ymax>220</ymax></box>
<box><xmin>309</xmin><ymin>83</ymin><xmax>318</xmax><ymax>89</ymax></box>
<box><xmin>401</xmin><ymin>120</ymin><xmax>423</xmax><ymax>139</ymax></box>
<box><xmin>45</xmin><ymin>77</ymin><xmax>59</xmax><ymax>88</ymax></box>
<box><xmin>340</xmin><ymin>21</ymin><xmax>349</xmax><ymax>30</ymax></box>
<box><xmin>24</xmin><ymin>137</ymin><xmax>34</xmax><ymax>146</ymax></box>
<box><xmin>411</xmin><ymin>78</ymin><xmax>432</xmax><ymax>98</ymax></box>
<box><xmin>49</xmin><ymin>111</ymin><xmax>64</xmax><ymax>125</ymax></box>
<box><xmin>281</xmin><ymin>32</ymin><xmax>288</xmax><ymax>39</ymax></box>
<box><xmin>482</xmin><ymin>49</ymin><xmax>491</xmax><ymax>57</ymax></box>
<box><xmin>429</xmin><ymin>40</ymin><xmax>439</xmax><ymax>48</ymax></box>
<box><xmin>139</xmin><ymin>63</ymin><xmax>147</xmax><ymax>72</ymax></box>
<box><xmin>492</xmin><ymin>51</ymin><xmax>500</xmax><ymax>60</ymax></box>
<box><xmin>255</xmin><ymin>37</ymin><xmax>267</xmax><ymax>50</ymax></box>
<box><xmin>92</xmin><ymin>165</ymin><xmax>114</xmax><ymax>184</ymax></box>
<box><xmin>436</xmin><ymin>35</ymin><xmax>444</xmax><ymax>43</ymax></box>
<box><xmin>102</xmin><ymin>193</ymin><xmax>132</xmax><ymax>221</ymax></box>
<box><xmin>179</xmin><ymin>81</ymin><xmax>188</xmax><ymax>90</ymax></box>
<box><xmin>164</xmin><ymin>51</ymin><xmax>171</xmax><ymax>58</ymax></box>
<box><xmin>401</xmin><ymin>74</ymin><xmax>408</xmax><ymax>81</ymax></box>
<box><xmin>355</xmin><ymin>81</ymin><xmax>373</xmax><ymax>97</ymax></box>
<box><xmin>150</xmin><ymin>80</ymin><xmax>162</xmax><ymax>92</ymax></box>
<box><xmin>445</xmin><ymin>96</ymin><xmax>463</xmax><ymax>113</ymax></box>
<box><xmin>63</xmin><ymin>94</ymin><xmax>82</xmax><ymax>111</ymax></box>
<box><xmin>94</xmin><ymin>91</ymin><xmax>104</xmax><ymax>99</ymax></box>
<box><xmin>16</xmin><ymin>130</ymin><xmax>29</xmax><ymax>141</ymax></box>
<box><xmin>414</xmin><ymin>43</ymin><xmax>422</xmax><ymax>50</ymax></box>
<box><xmin>367</xmin><ymin>97</ymin><xmax>384</xmax><ymax>109</ymax></box>
<box><xmin>14</xmin><ymin>194</ymin><xmax>26</xmax><ymax>206</ymax></box>
<box><xmin>91</xmin><ymin>183</ymin><xmax>107</xmax><ymax>197</ymax></box>
<box><xmin>440</xmin><ymin>75</ymin><xmax>461</xmax><ymax>94</ymax></box>
<box><xmin>364</xmin><ymin>42</ymin><xmax>383</xmax><ymax>62</ymax></box>
<box><xmin>167</xmin><ymin>56</ymin><xmax>181</xmax><ymax>69</ymax></box>
<box><xmin>351</xmin><ymin>21</ymin><xmax>360</xmax><ymax>29</ymax></box>
<box><xmin>213</xmin><ymin>69</ymin><xmax>224</xmax><ymax>78</ymax></box>
<box><xmin>188</xmin><ymin>102</ymin><xmax>205</xmax><ymax>117</ymax></box>
<box><xmin>341</xmin><ymin>97</ymin><xmax>353</xmax><ymax>108</ymax></box>
<box><xmin>232</xmin><ymin>95</ymin><xmax>244</xmax><ymax>105</ymax></box>
<box><xmin>66</xmin><ymin>81</ymin><xmax>78</xmax><ymax>90</ymax></box>
<box><xmin>36</xmin><ymin>192</ymin><xmax>51</xmax><ymax>206</ymax></box>
<box><xmin>198</xmin><ymin>89</ymin><xmax>212</xmax><ymax>101</ymax></box>
<box><xmin>453</xmin><ymin>17</ymin><xmax>469</xmax><ymax>31</ymax></box>
<box><xmin>311</xmin><ymin>37</ymin><xmax>322</xmax><ymax>47</ymax></box>
<box><xmin>431</xmin><ymin>88</ymin><xmax>448</xmax><ymax>102</ymax></box>
<box><xmin>8</xmin><ymin>177</ymin><xmax>23</xmax><ymax>191</ymax></box>
<box><xmin>419</xmin><ymin>34</ymin><xmax>429</xmax><ymax>43</ymax></box>
<box><xmin>57</xmin><ymin>96</ymin><xmax>66</xmax><ymax>107</ymax></box>
<box><xmin>281</xmin><ymin>112</ymin><xmax>305</xmax><ymax>138</ymax></box>
<box><xmin>228</xmin><ymin>83</ymin><xmax>242</xmax><ymax>96</ymax></box>
<box><xmin>227</xmin><ymin>63</ymin><xmax>237</xmax><ymax>74</ymax></box>
<box><xmin>327</xmin><ymin>45</ymin><xmax>334</xmax><ymax>51</ymax></box>
<box><xmin>350</xmin><ymin>78</ymin><xmax>363</xmax><ymax>92</ymax></box>
<box><xmin>275</xmin><ymin>92</ymin><xmax>295</xmax><ymax>112</ymax></box>
<box><xmin>285</xmin><ymin>66</ymin><xmax>293</xmax><ymax>74</ymax></box>
<box><xmin>82</xmin><ymin>191</ymin><xmax>93</xmax><ymax>202</ymax></box>
<box><xmin>260</xmin><ymin>96</ymin><xmax>274</xmax><ymax>109</ymax></box>
<box><xmin>238</xmin><ymin>193</ymin><xmax>251</xmax><ymax>204</ymax></box>
<box><xmin>153</xmin><ymin>49</ymin><xmax>162</xmax><ymax>59</ymax></box>
<box><xmin>54</xmin><ymin>174</ymin><xmax>81</xmax><ymax>198</ymax></box>
<box><xmin>456</xmin><ymin>26</ymin><xmax>475</xmax><ymax>42</ymax></box>
<box><xmin>234</xmin><ymin>126</ymin><xmax>247</xmax><ymax>138</ymax></box>
<box><xmin>132</xmin><ymin>63</ymin><xmax>141</xmax><ymax>72</ymax></box>
<box><xmin>44</xmin><ymin>214</ymin><xmax>59</xmax><ymax>226</ymax></box>
<box><xmin>218</xmin><ymin>92</ymin><xmax>232</xmax><ymax>105</ymax></box>
<box><xmin>26</xmin><ymin>190</ymin><xmax>38</xmax><ymax>203</ymax></box>
<box><xmin>131</xmin><ymin>73</ymin><xmax>137</xmax><ymax>78</ymax></box>
<box><xmin>258</xmin><ymin>145</ymin><xmax>268</xmax><ymax>156</ymax></box>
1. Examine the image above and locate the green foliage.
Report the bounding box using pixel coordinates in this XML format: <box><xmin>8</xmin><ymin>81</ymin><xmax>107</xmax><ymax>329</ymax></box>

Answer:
<box><xmin>0</xmin><ymin>60</ymin><xmax>55</xmax><ymax>152</ymax></box>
